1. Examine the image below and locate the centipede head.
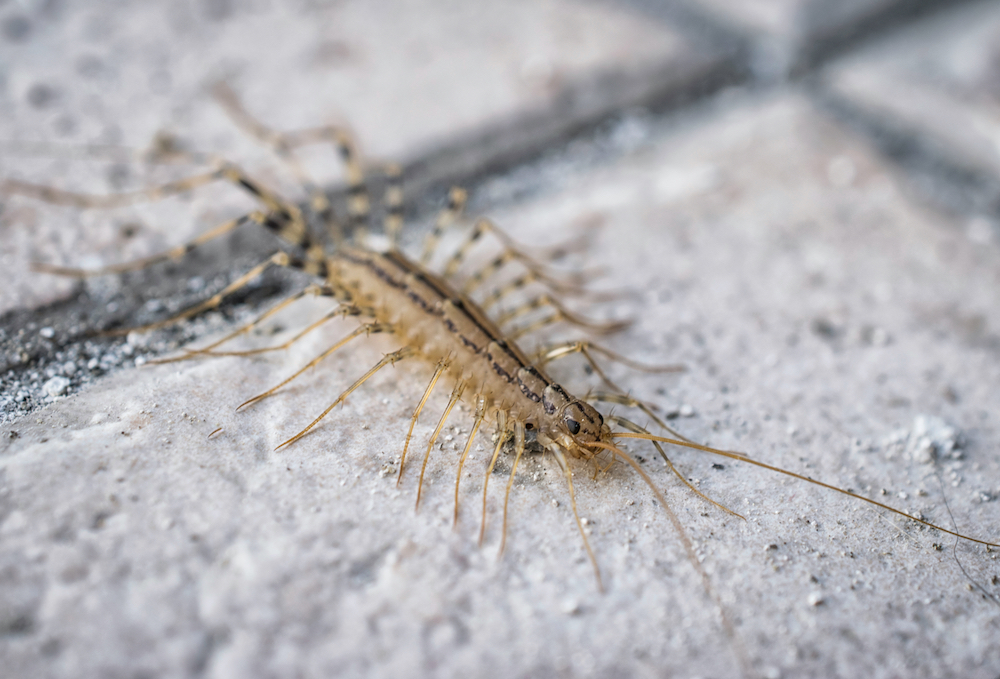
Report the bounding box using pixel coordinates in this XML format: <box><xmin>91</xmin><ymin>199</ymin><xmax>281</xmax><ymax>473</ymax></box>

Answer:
<box><xmin>539</xmin><ymin>383</ymin><xmax>612</xmax><ymax>459</ymax></box>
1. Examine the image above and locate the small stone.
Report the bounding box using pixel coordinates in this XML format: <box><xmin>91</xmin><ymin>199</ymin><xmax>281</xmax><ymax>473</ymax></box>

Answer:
<box><xmin>39</xmin><ymin>327</ymin><xmax>55</xmax><ymax>339</ymax></box>
<box><xmin>42</xmin><ymin>376</ymin><xmax>71</xmax><ymax>398</ymax></box>
<box><xmin>807</xmin><ymin>592</ymin><xmax>824</xmax><ymax>606</ymax></box>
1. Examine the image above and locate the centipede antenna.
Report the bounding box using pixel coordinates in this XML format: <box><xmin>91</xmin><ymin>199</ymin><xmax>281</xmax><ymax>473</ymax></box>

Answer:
<box><xmin>590</xmin><ymin>392</ymin><xmax>700</xmax><ymax>447</ymax></box>
<box><xmin>609</xmin><ymin>415</ymin><xmax>744</xmax><ymax>520</ymax></box>
<box><xmin>612</xmin><ymin>432</ymin><xmax>1000</xmax><ymax>548</ymax></box>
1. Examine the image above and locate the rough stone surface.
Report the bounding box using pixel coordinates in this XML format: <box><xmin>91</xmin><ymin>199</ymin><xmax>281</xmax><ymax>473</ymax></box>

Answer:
<box><xmin>3</xmin><ymin>90</ymin><xmax>1000</xmax><ymax>679</ymax></box>
<box><xmin>666</xmin><ymin>0</ymin><xmax>975</xmax><ymax>76</ymax></box>
<box><xmin>4</xmin><ymin>2</ymin><xmax>1000</xmax><ymax>678</ymax></box>
<box><xmin>823</xmin><ymin>0</ymin><xmax>1000</xmax><ymax>216</ymax></box>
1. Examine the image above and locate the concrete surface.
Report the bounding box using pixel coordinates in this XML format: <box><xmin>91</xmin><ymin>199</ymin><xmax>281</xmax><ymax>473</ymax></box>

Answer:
<box><xmin>3</xmin><ymin>1</ymin><xmax>1000</xmax><ymax>678</ymax></box>
<box><xmin>642</xmin><ymin>0</ymin><xmax>973</xmax><ymax>77</ymax></box>
<box><xmin>822</xmin><ymin>0</ymin><xmax>1000</xmax><ymax>221</ymax></box>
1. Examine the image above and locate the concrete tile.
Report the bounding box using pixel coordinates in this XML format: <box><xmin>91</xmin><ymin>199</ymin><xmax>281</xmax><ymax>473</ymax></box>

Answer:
<box><xmin>3</xmin><ymin>90</ymin><xmax>999</xmax><ymax>678</ymax></box>
<box><xmin>667</xmin><ymin>0</ymin><xmax>963</xmax><ymax>76</ymax></box>
<box><xmin>0</xmin><ymin>0</ymin><xmax>732</xmax><ymax>316</ymax></box>
<box><xmin>822</xmin><ymin>0</ymin><xmax>1000</xmax><ymax>192</ymax></box>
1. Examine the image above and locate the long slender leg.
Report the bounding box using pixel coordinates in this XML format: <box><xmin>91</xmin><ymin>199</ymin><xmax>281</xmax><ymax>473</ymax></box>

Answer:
<box><xmin>415</xmin><ymin>380</ymin><xmax>467</xmax><ymax>510</ymax></box>
<box><xmin>32</xmin><ymin>214</ymin><xmax>251</xmax><ymax>278</ymax></box>
<box><xmin>447</xmin><ymin>217</ymin><xmax>595</xmax><ymax>282</ymax></box>
<box><xmin>454</xmin><ymin>394</ymin><xmax>487</xmax><ymax>526</ymax></box>
<box><xmin>419</xmin><ymin>187</ymin><xmax>468</xmax><ymax>264</ymax></box>
<box><xmin>148</xmin><ymin>284</ymin><xmax>335</xmax><ymax>363</ymax></box>
<box><xmin>213</xmin><ymin>82</ymin><xmax>367</xmax><ymax>243</ymax></box>
<box><xmin>498</xmin><ymin>420</ymin><xmax>527</xmax><ymax>556</ymax></box>
<box><xmin>275</xmin><ymin>346</ymin><xmax>416</xmax><ymax>450</ymax></box>
<box><xmin>608</xmin><ymin>414</ymin><xmax>744</xmax><ymax>520</ymax></box>
<box><xmin>397</xmin><ymin>356</ymin><xmax>451</xmax><ymax>486</ymax></box>
<box><xmin>552</xmin><ymin>446</ymin><xmax>603</xmax><ymax>591</ymax></box>
<box><xmin>506</xmin><ymin>300</ymin><xmax>629</xmax><ymax>341</ymax></box>
<box><xmin>464</xmin><ymin>248</ymin><xmax>607</xmax><ymax>303</ymax></box>
<box><xmin>472</xmin><ymin>266</ymin><xmax>624</xmax><ymax>312</ymax></box>
<box><xmin>498</xmin><ymin>294</ymin><xmax>628</xmax><ymax>335</ymax></box>
<box><xmin>102</xmin><ymin>251</ymin><xmax>298</xmax><ymax>336</ymax></box>
<box><xmin>587</xmin><ymin>440</ymin><xmax>748</xmax><ymax>671</ymax></box>
<box><xmin>534</xmin><ymin>340</ymin><xmax>684</xmax><ymax>392</ymax></box>
<box><xmin>444</xmin><ymin>220</ymin><xmax>592</xmax><ymax>281</ymax></box>
<box><xmin>237</xmin><ymin>322</ymin><xmax>391</xmax><ymax>410</ymax></box>
<box><xmin>189</xmin><ymin>303</ymin><xmax>373</xmax><ymax>359</ymax></box>
<box><xmin>479</xmin><ymin>410</ymin><xmax>509</xmax><ymax>546</ymax></box>
<box><xmin>4</xmin><ymin>169</ymin><xmax>224</xmax><ymax>209</ymax></box>
<box><xmin>382</xmin><ymin>163</ymin><xmax>404</xmax><ymax>248</ymax></box>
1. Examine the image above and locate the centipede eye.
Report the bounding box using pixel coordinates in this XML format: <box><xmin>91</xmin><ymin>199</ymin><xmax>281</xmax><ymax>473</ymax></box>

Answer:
<box><xmin>564</xmin><ymin>418</ymin><xmax>581</xmax><ymax>435</ymax></box>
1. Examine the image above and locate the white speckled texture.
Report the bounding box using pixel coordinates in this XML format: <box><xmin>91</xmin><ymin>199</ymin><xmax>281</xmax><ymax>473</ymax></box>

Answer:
<box><xmin>4</xmin><ymin>2</ymin><xmax>1000</xmax><ymax>678</ymax></box>
<box><xmin>3</xmin><ymin>88</ymin><xmax>1000</xmax><ymax>678</ymax></box>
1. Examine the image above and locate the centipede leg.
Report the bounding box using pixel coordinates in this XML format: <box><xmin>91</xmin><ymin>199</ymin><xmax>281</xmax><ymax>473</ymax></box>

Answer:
<box><xmin>397</xmin><ymin>356</ymin><xmax>451</xmax><ymax>486</ymax></box>
<box><xmin>454</xmin><ymin>395</ymin><xmax>487</xmax><ymax>526</ymax></box>
<box><xmin>499</xmin><ymin>293</ymin><xmax>629</xmax><ymax>339</ymax></box>
<box><xmin>31</xmin><ymin>213</ymin><xmax>252</xmax><ymax>278</ymax></box>
<box><xmin>551</xmin><ymin>446</ymin><xmax>603</xmax><ymax>591</ymax></box>
<box><xmin>414</xmin><ymin>380</ymin><xmax>467</xmax><ymax>511</ymax></box>
<box><xmin>498</xmin><ymin>420</ymin><xmax>527</xmax><ymax>557</ymax></box>
<box><xmin>534</xmin><ymin>340</ymin><xmax>684</xmax><ymax>393</ymax></box>
<box><xmin>237</xmin><ymin>322</ymin><xmax>392</xmax><ymax>410</ymax></box>
<box><xmin>479</xmin><ymin>410</ymin><xmax>509</xmax><ymax>547</ymax></box>
<box><xmin>86</xmin><ymin>251</ymin><xmax>292</xmax><ymax>337</ymax></box>
<box><xmin>607</xmin><ymin>415</ymin><xmax>744</xmax><ymax>520</ymax></box>
<box><xmin>148</xmin><ymin>284</ymin><xmax>336</xmax><ymax>363</ymax></box>
<box><xmin>188</xmin><ymin>303</ymin><xmax>375</xmax><ymax>359</ymax></box>
<box><xmin>419</xmin><ymin>187</ymin><xmax>468</xmax><ymax>264</ymax></box>
<box><xmin>276</xmin><ymin>346</ymin><xmax>417</xmax><ymax>450</ymax></box>
<box><xmin>212</xmin><ymin>82</ymin><xmax>369</xmax><ymax>244</ymax></box>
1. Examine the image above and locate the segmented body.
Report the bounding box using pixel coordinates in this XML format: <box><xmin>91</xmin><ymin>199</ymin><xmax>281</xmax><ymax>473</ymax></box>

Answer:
<box><xmin>331</xmin><ymin>245</ymin><xmax>585</xmax><ymax>431</ymax></box>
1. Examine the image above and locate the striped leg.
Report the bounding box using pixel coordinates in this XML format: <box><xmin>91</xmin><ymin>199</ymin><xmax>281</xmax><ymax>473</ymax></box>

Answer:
<box><xmin>454</xmin><ymin>394</ymin><xmax>488</xmax><ymax>525</ymax></box>
<box><xmin>498</xmin><ymin>420</ymin><xmax>528</xmax><ymax>556</ymax></box>
<box><xmin>551</xmin><ymin>446</ymin><xmax>603</xmax><ymax>591</ymax></box>
<box><xmin>419</xmin><ymin>187</ymin><xmax>468</xmax><ymax>264</ymax></box>
<box><xmin>276</xmin><ymin>346</ymin><xmax>417</xmax><ymax>450</ymax></box>
<box><xmin>498</xmin><ymin>294</ymin><xmax>629</xmax><ymax>339</ymax></box>
<box><xmin>479</xmin><ymin>409</ymin><xmax>510</xmax><ymax>547</ymax></box>
<box><xmin>415</xmin><ymin>380</ymin><xmax>467</xmax><ymax>510</ymax></box>
<box><xmin>397</xmin><ymin>356</ymin><xmax>451</xmax><ymax>486</ymax></box>
<box><xmin>237</xmin><ymin>322</ymin><xmax>392</xmax><ymax>410</ymax></box>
